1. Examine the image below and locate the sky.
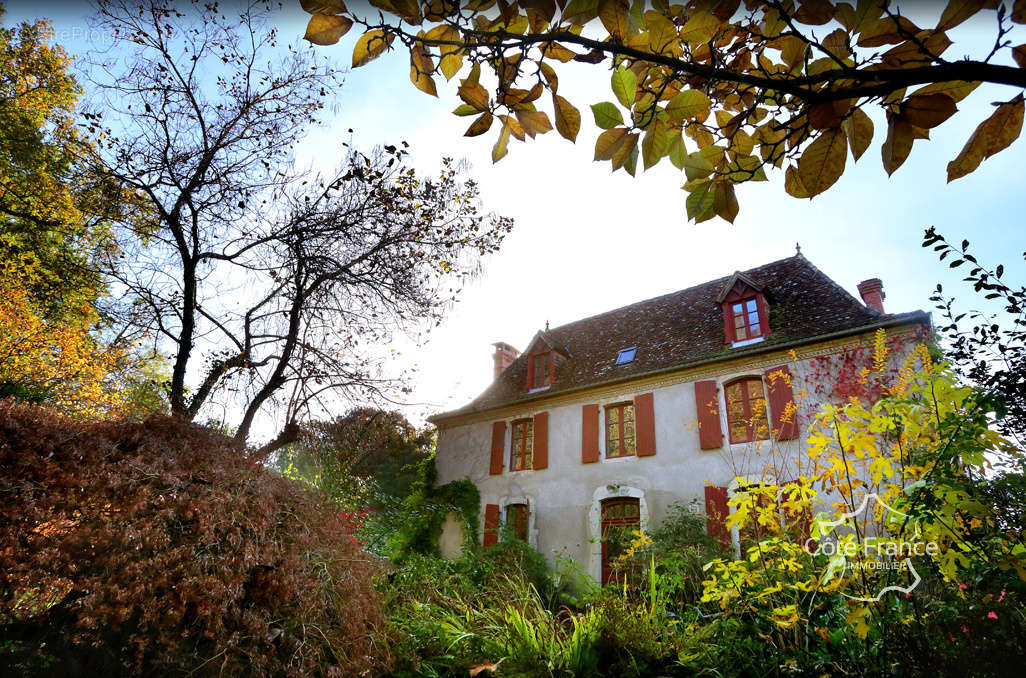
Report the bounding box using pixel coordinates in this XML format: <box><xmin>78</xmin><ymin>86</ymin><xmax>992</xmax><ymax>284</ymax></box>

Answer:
<box><xmin>9</xmin><ymin>1</ymin><xmax>1026</xmax><ymax>435</ymax></box>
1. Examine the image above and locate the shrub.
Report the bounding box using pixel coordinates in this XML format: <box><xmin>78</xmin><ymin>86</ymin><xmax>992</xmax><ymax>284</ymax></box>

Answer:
<box><xmin>0</xmin><ymin>402</ymin><xmax>392</xmax><ymax>677</ymax></box>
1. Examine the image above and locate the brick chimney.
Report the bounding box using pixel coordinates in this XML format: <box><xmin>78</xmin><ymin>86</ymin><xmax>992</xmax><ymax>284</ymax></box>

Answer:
<box><xmin>857</xmin><ymin>278</ymin><xmax>886</xmax><ymax>313</ymax></box>
<box><xmin>492</xmin><ymin>342</ymin><xmax>520</xmax><ymax>380</ymax></box>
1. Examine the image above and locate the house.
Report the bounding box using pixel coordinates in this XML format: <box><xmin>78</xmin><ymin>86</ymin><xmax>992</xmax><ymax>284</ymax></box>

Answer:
<box><xmin>428</xmin><ymin>253</ymin><xmax>929</xmax><ymax>583</ymax></box>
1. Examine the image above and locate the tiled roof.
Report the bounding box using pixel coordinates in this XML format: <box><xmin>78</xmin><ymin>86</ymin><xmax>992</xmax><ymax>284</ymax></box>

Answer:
<box><xmin>431</xmin><ymin>254</ymin><xmax>928</xmax><ymax>422</ymax></box>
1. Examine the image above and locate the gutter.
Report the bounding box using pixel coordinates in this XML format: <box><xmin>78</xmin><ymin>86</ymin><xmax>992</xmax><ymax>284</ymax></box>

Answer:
<box><xmin>428</xmin><ymin>311</ymin><xmax>931</xmax><ymax>426</ymax></box>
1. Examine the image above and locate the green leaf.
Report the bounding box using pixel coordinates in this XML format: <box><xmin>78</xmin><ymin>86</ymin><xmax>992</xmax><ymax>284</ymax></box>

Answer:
<box><xmin>666</xmin><ymin>90</ymin><xmax>711</xmax><ymax>121</ymax></box>
<box><xmin>624</xmin><ymin>144</ymin><xmax>640</xmax><ymax>177</ymax></box>
<box><xmin>685</xmin><ymin>180</ymin><xmax>716</xmax><ymax>222</ymax></box>
<box><xmin>591</xmin><ymin>101</ymin><xmax>625</xmax><ymax>130</ymax></box>
<box><xmin>611</xmin><ymin>68</ymin><xmax>637</xmax><ymax>108</ymax></box>
<box><xmin>641</xmin><ymin>125</ymin><xmax>670</xmax><ymax>170</ymax></box>
<box><xmin>668</xmin><ymin>134</ymin><xmax>687</xmax><ymax>169</ymax></box>
<box><xmin>683</xmin><ymin>151</ymin><xmax>714</xmax><ymax>181</ymax></box>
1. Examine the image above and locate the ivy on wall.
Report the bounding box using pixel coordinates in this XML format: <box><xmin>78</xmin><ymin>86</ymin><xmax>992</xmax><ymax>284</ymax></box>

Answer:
<box><xmin>389</xmin><ymin>453</ymin><xmax>480</xmax><ymax>561</ymax></box>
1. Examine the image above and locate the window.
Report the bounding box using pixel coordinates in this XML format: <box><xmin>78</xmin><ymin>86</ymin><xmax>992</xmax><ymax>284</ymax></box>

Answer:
<box><xmin>505</xmin><ymin>503</ymin><xmax>529</xmax><ymax>541</ymax></box>
<box><xmin>616</xmin><ymin>346</ymin><xmax>637</xmax><ymax>365</ymax></box>
<box><xmin>600</xmin><ymin>498</ymin><xmax>640</xmax><ymax>585</ymax></box>
<box><xmin>725</xmin><ymin>377</ymin><xmax>769</xmax><ymax>444</ymax></box>
<box><xmin>731</xmin><ymin>297</ymin><xmax>762</xmax><ymax>342</ymax></box>
<box><xmin>510</xmin><ymin>419</ymin><xmax>534</xmax><ymax>470</ymax></box>
<box><xmin>605</xmin><ymin>403</ymin><xmax>636</xmax><ymax>458</ymax></box>
<box><xmin>531</xmin><ymin>352</ymin><xmax>551</xmax><ymax>389</ymax></box>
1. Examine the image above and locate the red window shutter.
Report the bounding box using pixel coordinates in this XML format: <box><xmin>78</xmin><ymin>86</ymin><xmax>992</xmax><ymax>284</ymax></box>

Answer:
<box><xmin>581</xmin><ymin>404</ymin><xmax>599</xmax><ymax>463</ymax></box>
<box><xmin>634</xmin><ymin>392</ymin><xmax>656</xmax><ymax>456</ymax></box>
<box><xmin>721</xmin><ymin>303</ymin><xmax>735</xmax><ymax>343</ymax></box>
<box><xmin>764</xmin><ymin>365</ymin><xmax>798</xmax><ymax>440</ymax></box>
<box><xmin>533</xmin><ymin>411</ymin><xmax>548</xmax><ymax>470</ymax></box>
<box><xmin>489</xmin><ymin>421</ymin><xmax>506</xmax><ymax>475</ymax></box>
<box><xmin>756</xmin><ymin>293</ymin><xmax>771</xmax><ymax>338</ymax></box>
<box><xmin>704</xmin><ymin>485</ymin><xmax>730</xmax><ymax>548</ymax></box>
<box><xmin>694</xmin><ymin>380</ymin><xmax>723</xmax><ymax>450</ymax></box>
<box><xmin>483</xmin><ymin>503</ymin><xmax>500</xmax><ymax>546</ymax></box>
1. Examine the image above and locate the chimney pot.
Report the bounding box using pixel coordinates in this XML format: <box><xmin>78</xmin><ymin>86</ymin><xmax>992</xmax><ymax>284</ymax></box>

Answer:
<box><xmin>492</xmin><ymin>342</ymin><xmax>520</xmax><ymax>380</ymax></box>
<box><xmin>857</xmin><ymin>278</ymin><xmax>886</xmax><ymax>313</ymax></box>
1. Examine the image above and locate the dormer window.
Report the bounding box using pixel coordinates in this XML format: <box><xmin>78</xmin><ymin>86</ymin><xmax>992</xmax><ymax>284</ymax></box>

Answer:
<box><xmin>731</xmin><ymin>298</ymin><xmax>762</xmax><ymax>342</ymax></box>
<box><xmin>530</xmin><ymin>352</ymin><xmax>552</xmax><ymax>389</ymax></box>
<box><xmin>716</xmin><ymin>271</ymin><xmax>770</xmax><ymax>348</ymax></box>
<box><xmin>522</xmin><ymin>329</ymin><xmax>567</xmax><ymax>391</ymax></box>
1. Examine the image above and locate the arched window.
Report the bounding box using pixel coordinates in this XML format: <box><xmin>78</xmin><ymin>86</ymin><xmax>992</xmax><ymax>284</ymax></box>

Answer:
<box><xmin>504</xmin><ymin>503</ymin><xmax>529</xmax><ymax>541</ymax></box>
<box><xmin>600</xmin><ymin>497</ymin><xmax>640</xmax><ymax>585</ymax></box>
<box><xmin>725</xmin><ymin>377</ymin><xmax>769</xmax><ymax>444</ymax></box>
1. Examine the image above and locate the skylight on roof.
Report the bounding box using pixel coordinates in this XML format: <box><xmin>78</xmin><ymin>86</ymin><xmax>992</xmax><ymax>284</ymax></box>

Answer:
<box><xmin>616</xmin><ymin>347</ymin><xmax>637</xmax><ymax>365</ymax></box>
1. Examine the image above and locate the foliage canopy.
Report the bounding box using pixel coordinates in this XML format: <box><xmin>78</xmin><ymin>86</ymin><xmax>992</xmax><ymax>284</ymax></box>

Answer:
<box><xmin>302</xmin><ymin>0</ymin><xmax>1026</xmax><ymax>222</ymax></box>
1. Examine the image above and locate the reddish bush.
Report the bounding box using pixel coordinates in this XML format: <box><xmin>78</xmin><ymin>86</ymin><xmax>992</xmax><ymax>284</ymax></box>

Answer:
<box><xmin>0</xmin><ymin>402</ymin><xmax>392</xmax><ymax>677</ymax></box>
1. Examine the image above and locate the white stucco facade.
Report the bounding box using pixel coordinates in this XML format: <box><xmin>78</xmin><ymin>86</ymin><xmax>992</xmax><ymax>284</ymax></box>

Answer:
<box><xmin>434</xmin><ymin>326</ymin><xmax>922</xmax><ymax>583</ymax></box>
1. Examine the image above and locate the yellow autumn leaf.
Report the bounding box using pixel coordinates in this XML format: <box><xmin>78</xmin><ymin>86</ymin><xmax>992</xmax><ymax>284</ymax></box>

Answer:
<box><xmin>552</xmin><ymin>94</ymin><xmax>581</xmax><ymax>142</ymax></box>
<box><xmin>515</xmin><ymin>110</ymin><xmax>553</xmax><ymax>138</ymax></box>
<box><xmin>947</xmin><ymin>94</ymin><xmax>1024</xmax><ymax>182</ymax></box>
<box><xmin>598</xmin><ymin>0</ymin><xmax>630</xmax><ymax>40</ymax></box>
<box><xmin>409</xmin><ymin>44</ymin><xmax>437</xmax><ymax>96</ymax></box>
<box><xmin>465</xmin><ymin>112</ymin><xmax>493</xmax><ymax>137</ymax></box>
<box><xmin>901</xmin><ymin>93</ymin><xmax>957</xmax><ymax>129</ymax></box>
<box><xmin>352</xmin><ymin>29</ymin><xmax>393</xmax><ymax>68</ymax></box>
<box><xmin>841</xmin><ymin>107</ymin><xmax>874</xmax><ymax>161</ymax></box>
<box><xmin>881</xmin><ymin>116</ymin><xmax>915</xmax><ymax>176</ymax></box>
<box><xmin>457</xmin><ymin>81</ymin><xmax>490</xmax><ymax>111</ymax></box>
<box><xmin>937</xmin><ymin>0</ymin><xmax>986</xmax><ymax>31</ymax></box>
<box><xmin>303</xmin><ymin>13</ymin><xmax>352</xmax><ymax>46</ymax></box>
<box><xmin>798</xmin><ymin>128</ymin><xmax>847</xmax><ymax>197</ymax></box>
<box><xmin>492</xmin><ymin>121</ymin><xmax>511</xmax><ymax>162</ymax></box>
<box><xmin>679</xmin><ymin>11</ymin><xmax>720</xmax><ymax>46</ymax></box>
<box><xmin>594</xmin><ymin>127</ymin><xmax>628</xmax><ymax>160</ymax></box>
<box><xmin>645</xmin><ymin>10</ymin><xmax>680</xmax><ymax>55</ymax></box>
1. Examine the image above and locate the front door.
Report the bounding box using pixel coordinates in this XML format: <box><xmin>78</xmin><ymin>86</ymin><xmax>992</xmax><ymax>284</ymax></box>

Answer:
<box><xmin>601</xmin><ymin>497</ymin><xmax>640</xmax><ymax>585</ymax></box>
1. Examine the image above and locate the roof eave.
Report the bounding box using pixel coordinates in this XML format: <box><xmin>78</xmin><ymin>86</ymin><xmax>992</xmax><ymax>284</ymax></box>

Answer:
<box><xmin>428</xmin><ymin>311</ymin><xmax>931</xmax><ymax>426</ymax></box>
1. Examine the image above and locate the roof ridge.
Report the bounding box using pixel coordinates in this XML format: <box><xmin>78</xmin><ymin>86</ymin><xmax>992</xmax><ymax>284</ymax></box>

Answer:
<box><xmin>794</xmin><ymin>253</ymin><xmax>888</xmax><ymax>317</ymax></box>
<box><xmin>541</xmin><ymin>253</ymin><xmax>803</xmax><ymax>339</ymax></box>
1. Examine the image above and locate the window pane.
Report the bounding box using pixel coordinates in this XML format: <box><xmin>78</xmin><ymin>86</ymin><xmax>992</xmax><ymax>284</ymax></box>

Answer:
<box><xmin>747</xmin><ymin>380</ymin><xmax>769</xmax><ymax>440</ymax></box>
<box><xmin>747</xmin><ymin>380</ymin><xmax>764</xmax><ymax>400</ymax></box>
<box><xmin>608</xmin><ymin>407</ymin><xmax>619</xmax><ymax>424</ymax></box>
<box><xmin>609</xmin><ymin>439</ymin><xmax>620</xmax><ymax>456</ymax></box>
<box><xmin>726</xmin><ymin>382</ymin><xmax>748</xmax><ymax>442</ymax></box>
<box><xmin>733</xmin><ymin>303</ymin><xmax>743</xmax><ymax>314</ymax></box>
<box><xmin>746</xmin><ymin>299</ymin><xmax>758</xmax><ymax>312</ymax></box>
<box><xmin>624</xmin><ymin>405</ymin><xmax>634</xmax><ymax>422</ymax></box>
